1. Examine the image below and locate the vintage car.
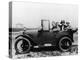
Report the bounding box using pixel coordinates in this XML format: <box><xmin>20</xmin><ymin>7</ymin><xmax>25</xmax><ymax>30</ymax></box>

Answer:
<box><xmin>15</xmin><ymin>20</ymin><xmax>77</xmax><ymax>54</ymax></box>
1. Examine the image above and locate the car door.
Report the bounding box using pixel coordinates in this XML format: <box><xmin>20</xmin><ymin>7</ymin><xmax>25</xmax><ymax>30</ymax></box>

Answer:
<box><xmin>37</xmin><ymin>31</ymin><xmax>57</xmax><ymax>45</ymax></box>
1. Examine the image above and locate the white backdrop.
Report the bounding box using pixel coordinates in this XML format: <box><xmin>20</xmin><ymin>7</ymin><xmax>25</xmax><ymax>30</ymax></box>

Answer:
<box><xmin>12</xmin><ymin>2</ymin><xmax>78</xmax><ymax>28</ymax></box>
<box><xmin>0</xmin><ymin>0</ymin><xmax>80</xmax><ymax>60</ymax></box>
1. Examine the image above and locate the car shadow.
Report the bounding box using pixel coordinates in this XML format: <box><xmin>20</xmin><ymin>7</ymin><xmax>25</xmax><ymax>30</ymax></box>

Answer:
<box><xmin>31</xmin><ymin>46</ymin><xmax>59</xmax><ymax>52</ymax></box>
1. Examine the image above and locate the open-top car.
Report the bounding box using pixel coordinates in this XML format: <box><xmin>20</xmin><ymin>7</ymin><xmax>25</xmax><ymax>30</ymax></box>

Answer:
<box><xmin>15</xmin><ymin>20</ymin><xmax>77</xmax><ymax>54</ymax></box>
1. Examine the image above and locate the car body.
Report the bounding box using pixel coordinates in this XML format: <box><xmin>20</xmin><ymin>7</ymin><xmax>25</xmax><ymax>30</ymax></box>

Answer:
<box><xmin>15</xmin><ymin>20</ymin><xmax>77</xmax><ymax>54</ymax></box>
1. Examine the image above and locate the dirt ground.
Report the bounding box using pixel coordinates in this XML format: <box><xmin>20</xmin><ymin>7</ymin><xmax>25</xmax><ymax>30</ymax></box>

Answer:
<box><xmin>10</xmin><ymin>32</ymin><xmax>78</xmax><ymax>59</ymax></box>
<box><xmin>12</xmin><ymin>45</ymin><xmax>78</xmax><ymax>59</ymax></box>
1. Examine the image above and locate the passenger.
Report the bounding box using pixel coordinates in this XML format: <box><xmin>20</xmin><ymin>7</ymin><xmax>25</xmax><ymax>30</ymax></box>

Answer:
<box><xmin>55</xmin><ymin>22</ymin><xmax>60</xmax><ymax>30</ymax></box>
<box><xmin>66</xmin><ymin>22</ymin><xmax>72</xmax><ymax>30</ymax></box>
<box><xmin>52</xmin><ymin>21</ymin><xmax>56</xmax><ymax>30</ymax></box>
<box><xmin>66</xmin><ymin>22</ymin><xmax>78</xmax><ymax>33</ymax></box>
<box><xmin>52</xmin><ymin>21</ymin><xmax>60</xmax><ymax>31</ymax></box>
<box><xmin>59</xmin><ymin>20</ymin><xmax>67</xmax><ymax>31</ymax></box>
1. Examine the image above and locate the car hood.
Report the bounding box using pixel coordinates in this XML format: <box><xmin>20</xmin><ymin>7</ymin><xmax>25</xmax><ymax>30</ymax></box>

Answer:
<box><xmin>24</xmin><ymin>29</ymin><xmax>39</xmax><ymax>37</ymax></box>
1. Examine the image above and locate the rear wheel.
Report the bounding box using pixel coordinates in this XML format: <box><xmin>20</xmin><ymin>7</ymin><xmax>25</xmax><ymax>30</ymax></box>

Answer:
<box><xmin>15</xmin><ymin>37</ymin><xmax>31</xmax><ymax>54</ymax></box>
<box><xmin>58</xmin><ymin>36</ymin><xmax>72</xmax><ymax>52</ymax></box>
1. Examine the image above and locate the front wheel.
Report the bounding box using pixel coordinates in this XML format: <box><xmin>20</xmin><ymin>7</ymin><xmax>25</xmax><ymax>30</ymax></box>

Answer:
<box><xmin>58</xmin><ymin>36</ymin><xmax>72</xmax><ymax>52</ymax></box>
<box><xmin>15</xmin><ymin>37</ymin><xmax>31</xmax><ymax>54</ymax></box>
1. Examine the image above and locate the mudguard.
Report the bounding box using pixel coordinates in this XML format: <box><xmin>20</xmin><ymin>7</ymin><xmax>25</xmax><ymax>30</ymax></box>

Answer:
<box><xmin>15</xmin><ymin>34</ymin><xmax>37</xmax><ymax>45</ymax></box>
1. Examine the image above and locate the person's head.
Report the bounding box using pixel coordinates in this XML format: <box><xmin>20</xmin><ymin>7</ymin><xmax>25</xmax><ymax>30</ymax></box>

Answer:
<box><xmin>66</xmin><ymin>22</ymin><xmax>70</xmax><ymax>26</ymax></box>
<box><xmin>60</xmin><ymin>20</ymin><xmax>65</xmax><ymax>25</ymax></box>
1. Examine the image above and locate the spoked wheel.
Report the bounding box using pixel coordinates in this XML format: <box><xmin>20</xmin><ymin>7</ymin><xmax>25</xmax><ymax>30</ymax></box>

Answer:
<box><xmin>15</xmin><ymin>37</ymin><xmax>31</xmax><ymax>54</ymax></box>
<box><xmin>59</xmin><ymin>37</ymin><xmax>72</xmax><ymax>52</ymax></box>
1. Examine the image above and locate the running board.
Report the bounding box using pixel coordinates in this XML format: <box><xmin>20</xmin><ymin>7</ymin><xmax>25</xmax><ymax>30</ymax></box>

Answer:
<box><xmin>34</xmin><ymin>44</ymin><xmax>53</xmax><ymax>48</ymax></box>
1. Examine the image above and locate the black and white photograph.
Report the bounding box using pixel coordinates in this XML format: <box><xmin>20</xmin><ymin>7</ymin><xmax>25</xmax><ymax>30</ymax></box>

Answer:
<box><xmin>9</xmin><ymin>1</ymin><xmax>78</xmax><ymax>59</ymax></box>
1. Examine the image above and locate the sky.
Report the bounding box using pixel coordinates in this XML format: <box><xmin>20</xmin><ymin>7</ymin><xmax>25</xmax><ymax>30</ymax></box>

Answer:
<box><xmin>11</xmin><ymin>2</ymin><xmax>78</xmax><ymax>28</ymax></box>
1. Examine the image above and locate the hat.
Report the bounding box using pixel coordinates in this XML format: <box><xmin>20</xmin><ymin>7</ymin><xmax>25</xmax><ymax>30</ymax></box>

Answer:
<box><xmin>66</xmin><ymin>22</ymin><xmax>70</xmax><ymax>24</ymax></box>
<box><xmin>60</xmin><ymin>20</ymin><xmax>65</xmax><ymax>24</ymax></box>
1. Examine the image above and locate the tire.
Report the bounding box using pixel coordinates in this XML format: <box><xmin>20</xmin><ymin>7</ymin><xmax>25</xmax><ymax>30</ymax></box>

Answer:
<box><xmin>58</xmin><ymin>36</ymin><xmax>72</xmax><ymax>52</ymax></box>
<box><xmin>15</xmin><ymin>36</ymin><xmax>31</xmax><ymax>54</ymax></box>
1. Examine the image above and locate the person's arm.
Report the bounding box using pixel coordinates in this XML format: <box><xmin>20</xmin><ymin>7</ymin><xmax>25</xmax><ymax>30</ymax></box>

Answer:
<box><xmin>52</xmin><ymin>26</ymin><xmax>60</xmax><ymax>31</ymax></box>
<box><xmin>65</xmin><ymin>25</ymin><xmax>72</xmax><ymax>31</ymax></box>
<box><xmin>72</xmin><ymin>28</ymin><xmax>78</xmax><ymax>33</ymax></box>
